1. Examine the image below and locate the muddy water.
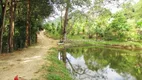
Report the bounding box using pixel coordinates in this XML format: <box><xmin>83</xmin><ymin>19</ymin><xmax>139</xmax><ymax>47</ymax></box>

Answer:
<box><xmin>59</xmin><ymin>47</ymin><xmax>142</xmax><ymax>80</ymax></box>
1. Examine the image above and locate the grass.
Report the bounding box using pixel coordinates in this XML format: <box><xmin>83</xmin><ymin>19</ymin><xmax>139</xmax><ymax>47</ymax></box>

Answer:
<box><xmin>44</xmin><ymin>31</ymin><xmax>61</xmax><ymax>40</ymax></box>
<box><xmin>66</xmin><ymin>39</ymin><xmax>142</xmax><ymax>50</ymax></box>
<box><xmin>44</xmin><ymin>31</ymin><xmax>142</xmax><ymax>50</ymax></box>
<box><xmin>42</xmin><ymin>48</ymin><xmax>72</xmax><ymax>80</ymax></box>
<box><xmin>67</xmin><ymin>34</ymin><xmax>86</xmax><ymax>39</ymax></box>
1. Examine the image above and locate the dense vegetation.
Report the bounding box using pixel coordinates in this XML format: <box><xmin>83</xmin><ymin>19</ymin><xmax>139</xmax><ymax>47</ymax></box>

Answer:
<box><xmin>0</xmin><ymin>0</ymin><xmax>142</xmax><ymax>80</ymax></box>
<box><xmin>44</xmin><ymin>0</ymin><xmax>142</xmax><ymax>42</ymax></box>
<box><xmin>1</xmin><ymin>0</ymin><xmax>141</xmax><ymax>52</ymax></box>
<box><xmin>0</xmin><ymin>0</ymin><xmax>52</xmax><ymax>53</ymax></box>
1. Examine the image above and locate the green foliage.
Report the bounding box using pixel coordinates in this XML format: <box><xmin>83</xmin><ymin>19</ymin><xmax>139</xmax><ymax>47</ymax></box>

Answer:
<box><xmin>134</xmin><ymin>0</ymin><xmax>142</xmax><ymax>19</ymax></box>
<box><xmin>1</xmin><ymin>0</ymin><xmax>53</xmax><ymax>52</ymax></box>
<box><xmin>104</xmin><ymin>13</ymin><xmax>131</xmax><ymax>41</ymax></box>
<box><xmin>44</xmin><ymin>22</ymin><xmax>62</xmax><ymax>39</ymax></box>
<box><xmin>44</xmin><ymin>0</ymin><xmax>142</xmax><ymax>43</ymax></box>
<box><xmin>31</xmin><ymin>0</ymin><xmax>53</xmax><ymax>19</ymax></box>
<box><xmin>137</xmin><ymin>19</ymin><xmax>142</xmax><ymax>28</ymax></box>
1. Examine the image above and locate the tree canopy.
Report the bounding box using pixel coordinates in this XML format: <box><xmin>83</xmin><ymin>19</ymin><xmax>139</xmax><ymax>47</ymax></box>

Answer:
<box><xmin>0</xmin><ymin>0</ymin><xmax>53</xmax><ymax>53</ymax></box>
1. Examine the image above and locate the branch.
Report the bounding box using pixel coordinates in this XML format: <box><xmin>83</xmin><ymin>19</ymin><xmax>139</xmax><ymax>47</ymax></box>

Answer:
<box><xmin>66</xmin><ymin>57</ymin><xmax>86</xmax><ymax>75</ymax></box>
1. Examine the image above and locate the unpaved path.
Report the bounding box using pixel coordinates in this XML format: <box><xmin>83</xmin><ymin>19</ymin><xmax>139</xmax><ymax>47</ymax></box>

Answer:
<box><xmin>0</xmin><ymin>31</ymin><xmax>58</xmax><ymax>80</ymax></box>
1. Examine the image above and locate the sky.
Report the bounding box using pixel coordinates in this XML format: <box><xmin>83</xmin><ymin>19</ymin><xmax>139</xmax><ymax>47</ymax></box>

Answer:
<box><xmin>45</xmin><ymin>0</ymin><xmax>139</xmax><ymax>22</ymax></box>
<box><xmin>104</xmin><ymin>0</ymin><xmax>139</xmax><ymax>13</ymax></box>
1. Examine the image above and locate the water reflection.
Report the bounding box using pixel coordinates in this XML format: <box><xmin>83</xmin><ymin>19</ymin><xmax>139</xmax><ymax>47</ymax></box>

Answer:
<box><xmin>59</xmin><ymin>47</ymin><xmax>142</xmax><ymax>80</ymax></box>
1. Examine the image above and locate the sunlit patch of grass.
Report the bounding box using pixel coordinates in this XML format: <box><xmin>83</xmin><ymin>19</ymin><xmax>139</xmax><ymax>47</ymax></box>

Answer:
<box><xmin>42</xmin><ymin>49</ymin><xmax>72</xmax><ymax>80</ymax></box>
<box><xmin>45</xmin><ymin>31</ymin><xmax>61</xmax><ymax>40</ymax></box>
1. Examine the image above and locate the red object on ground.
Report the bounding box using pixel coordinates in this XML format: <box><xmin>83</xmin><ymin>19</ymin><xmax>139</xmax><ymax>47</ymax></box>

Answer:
<box><xmin>14</xmin><ymin>75</ymin><xmax>19</xmax><ymax>80</ymax></box>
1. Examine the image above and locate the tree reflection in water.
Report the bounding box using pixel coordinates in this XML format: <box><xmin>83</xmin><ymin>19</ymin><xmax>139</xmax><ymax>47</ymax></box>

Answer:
<box><xmin>59</xmin><ymin>47</ymin><xmax>142</xmax><ymax>80</ymax></box>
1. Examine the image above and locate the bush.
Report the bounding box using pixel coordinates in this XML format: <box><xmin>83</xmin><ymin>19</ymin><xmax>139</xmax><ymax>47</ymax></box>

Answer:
<box><xmin>104</xmin><ymin>13</ymin><xmax>131</xmax><ymax>41</ymax></box>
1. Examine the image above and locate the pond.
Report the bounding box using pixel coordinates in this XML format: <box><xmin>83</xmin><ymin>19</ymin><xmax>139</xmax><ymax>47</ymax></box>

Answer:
<box><xmin>58</xmin><ymin>46</ymin><xmax>142</xmax><ymax>80</ymax></box>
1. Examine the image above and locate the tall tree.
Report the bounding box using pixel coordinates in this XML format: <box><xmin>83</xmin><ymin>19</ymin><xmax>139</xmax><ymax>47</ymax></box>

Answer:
<box><xmin>0</xmin><ymin>0</ymin><xmax>53</xmax><ymax>53</ymax></box>
<box><xmin>0</xmin><ymin>0</ymin><xmax>9</xmax><ymax>53</ymax></box>
<box><xmin>9</xmin><ymin>0</ymin><xmax>15</xmax><ymax>52</ymax></box>
<box><xmin>25</xmin><ymin>0</ymin><xmax>30</xmax><ymax>47</ymax></box>
<box><xmin>51</xmin><ymin>0</ymin><xmax>91</xmax><ymax>42</ymax></box>
<box><xmin>63</xmin><ymin>2</ymin><xmax>69</xmax><ymax>42</ymax></box>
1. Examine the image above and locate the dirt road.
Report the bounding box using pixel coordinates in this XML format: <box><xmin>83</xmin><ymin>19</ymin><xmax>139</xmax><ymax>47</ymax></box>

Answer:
<box><xmin>0</xmin><ymin>31</ymin><xmax>58</xmax><ymax>80</ymax></box>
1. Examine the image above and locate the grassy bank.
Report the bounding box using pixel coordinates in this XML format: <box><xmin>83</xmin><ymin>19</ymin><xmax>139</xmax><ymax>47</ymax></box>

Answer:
<box><xmin>44</xmin><ymin>31</ymin><xmax>142</xmax><ymax>50</ymax></box>
<box><xmin>42</xmin><ymin>48</ymin><xmax>72</xmax><ymax>80</ymax></box>
<box><xmin>65</xmin><ymin>39</ymin><xmax>142</xmax><ymax>50</ymax></box>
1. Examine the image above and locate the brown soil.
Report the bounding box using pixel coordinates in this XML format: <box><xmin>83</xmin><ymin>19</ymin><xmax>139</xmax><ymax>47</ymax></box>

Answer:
<box><xmin>0</xmin><ymin>30</ymin><xmax>58</xmax><ymax>80</ymax></box>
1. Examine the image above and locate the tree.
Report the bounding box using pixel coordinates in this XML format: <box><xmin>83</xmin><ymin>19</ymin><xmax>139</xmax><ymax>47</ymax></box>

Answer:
<box><xmin>25</xmin><ymin>0</ymin><xmax>53</xmax><ymax>47</ymax></box>
<box><xmin>105</xmin><ymin>12</ymin><xmax>130</xmax><ymax>41</ymax></box>
<box><xmin>0</xmin><ymin>0</ymin><xmax>9</xmax><ymax>53</ymax></box>
<box><xmin>51</xmin><ymin>0</ymin><xmax>91</xmax><ymax>42</ymax></box>
<box><xmin>9</xmin><ymin>0</ymin><xmax>16</xmax><ymax>52</ymax></box>
<box><xmin>25</xmin><ymin>0</ymin><xmax>30</xmax><ymax>47</ymax></box>
<box><xmin>62</xmin><ymin>2</ymin><xmax>69</xmax><ymax>42</ymax></box>
<box><xmin>0</xmin><ymin>0</ymin><xmax>53</xmax><ymax>53</ymax></box>
<box><xmin>134</xmin><ymin>0</ymin><xmax>142</xmax><ymax>20</ymax></box>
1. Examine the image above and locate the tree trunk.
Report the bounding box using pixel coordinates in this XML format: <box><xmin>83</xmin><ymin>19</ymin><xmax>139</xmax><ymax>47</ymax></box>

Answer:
<box><xmin>35</xmin><ymin>33</ymin><xmax>37</xmax><ymax>43</ymax></box>
<box><xmin>25</xmin><ymin>0</ymin><xmax>30</xmax><ymax>47</ymax></box>
<box><xmin>29</xmin><ymin>24</ymin><xmax>31</xmax><ymax>46</ymax></box>
<box><xmin>61</xmin><ymin>47</ymin><xmax>67</xmax><ymax>66</ymax></box>
<box><xmin>0</xmin><ymin>0</ymin><xmax>8</xmax><ymax>54</ymax></box>
<box><xmin>62</xmin><ymin>3</ymin><xmax>69</xmax><ymax>42</ymax></box>
<box><xmin>60</xmin><ymin>7</ymin><xmax>63</xmax><ymax>42</ymax></box>
<box><xmin>9</xmin><ymin>0</ymin><xmax>15</xmax><ymax>53</ymax></box>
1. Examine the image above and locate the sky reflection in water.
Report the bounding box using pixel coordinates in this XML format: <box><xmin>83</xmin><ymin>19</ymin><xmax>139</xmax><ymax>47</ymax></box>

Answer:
<box><xmin>66</xmin><ymin>53</ymin><xmax>136</xmax><ymax>80</ymax></box>
<box><xmin>59</xmin><ymin>47</ymin><xmax>142</xmax><ymax>80</ymax></box>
